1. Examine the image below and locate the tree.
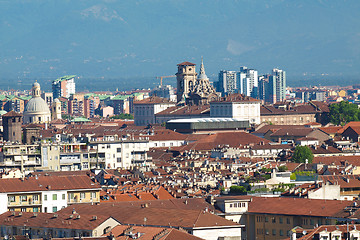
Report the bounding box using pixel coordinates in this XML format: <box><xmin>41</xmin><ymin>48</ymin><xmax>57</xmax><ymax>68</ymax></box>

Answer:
<box><xmin>329</xmin><ymin>101</ymin><xmax>360</xmax><ymax>126</ymax></box>
<box><xmin>229</xmin><ymin>186</ymin><xmax>247</xmax><ymax>194</ymax></box>
<box><xmin>292</xmin><ymin>145</ymin><xmax>314</xmax><ymax>163</ymax></box>
<box><xmin>110</xmin><ymin>113</ymin><xmax>134</xmax><ymax>120</ymax></box>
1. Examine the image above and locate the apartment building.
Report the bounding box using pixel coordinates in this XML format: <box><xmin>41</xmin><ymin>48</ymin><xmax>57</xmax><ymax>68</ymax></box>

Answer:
<box><xmin>0</xmin><ymin>175</ymin><xmax>101</xmax><ymax>214</ymax></box>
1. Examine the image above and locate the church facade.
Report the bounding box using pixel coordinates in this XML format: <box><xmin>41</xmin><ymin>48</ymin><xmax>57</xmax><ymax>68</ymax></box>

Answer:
<box><xmin>176</xmin><ymin>59</ymin><xmax>220</xmax><ymax>105</ymax></box>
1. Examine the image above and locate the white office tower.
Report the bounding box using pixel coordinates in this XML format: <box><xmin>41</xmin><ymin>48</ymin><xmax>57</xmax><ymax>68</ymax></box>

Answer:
<box><xmin>271</xmin><ymin>68</ymin><xmax>286</xmax><ymax>102</ymax></box>
<box><xmin>218</xmin><ymin>70</ymin><xmax>239</xmax><ymax>95</ymax></box>
<box><xmin>239</xmin><ymin>66</ymin><xmax>258</xmax><ymax>97</ymax></box>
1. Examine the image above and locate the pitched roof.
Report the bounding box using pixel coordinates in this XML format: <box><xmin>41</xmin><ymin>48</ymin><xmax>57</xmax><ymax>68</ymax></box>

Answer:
<box><xmin>318</xmin><ymin>175</ymin><xmax>360</xmax><ymax>189</ymax></box>
<box><xmin>134</xmin><ymin>96</ymin><xmax>174</xmax><ymax>105</ymax></box>
<box><xmin>313</xmin><ymin>155</ymin><xmax>360</xmax><ymax>166</ymax></box>
<box><xmin>176</xmin><ymin>132</ymin><xmax>270</xmax><ymax>152</ymax></box>
<box><xmin>58</xmin><ymin>201</ymin><xmax>236</xmax><ymax>229</ymax></box>
<box><xmin>0</xmin><ymin>175</ymin><xmax>100</xmax><ymax>193</ymax></box>
<box><xmin>156</xmin><ymin>105</ymin><xmax>210</xmax><ymax>116</ymax></box>
<box><xmin>106</xmin><ymin>225</ymin><xmax>204</xmax><ymax>240</ymax></box>
<box><xmin>0</xmin><ymin>211</ymin><xmax>112</xmax><ymax>230</ymax></box>
<box><xmin>211</xmin><ymin>93</ymin><xmax>260</xmax><ymax>103</ymax></box>
<box><xmin>247</xmin><ymin>197</ymin><xmax>351</xmax><ymax>217</ymax></box>
<box><xmin>177</xmin><ymin>61</ymin><xmax>196</xmax><ymax>66</ymax></box>
<box><xmin>2</xmin><ymin>110</ymin><xmax>22</xmax><ymax>117</ymax></box>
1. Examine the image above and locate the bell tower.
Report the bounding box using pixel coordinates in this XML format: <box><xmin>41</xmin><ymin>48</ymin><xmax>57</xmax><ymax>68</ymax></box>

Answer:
<box><xmin>176</xmin><ymin>61</ymin><xmax>197</xmax><ymax>103</ymax></box>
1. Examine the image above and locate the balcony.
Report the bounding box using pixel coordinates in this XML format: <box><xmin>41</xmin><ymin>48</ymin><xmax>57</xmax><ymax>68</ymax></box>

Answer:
<box><xmin>8</xmin><ymin>200</ymin><xmax>42</xmax><ymax>207</ymax></box>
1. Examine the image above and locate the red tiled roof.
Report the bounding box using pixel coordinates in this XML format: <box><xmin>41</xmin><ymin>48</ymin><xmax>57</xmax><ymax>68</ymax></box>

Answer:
<box><xmin>0</xmin><ymin>211</ymin><xmax>112</xmax><ymax>230</ymax></box>
<box><xmin>156</xmin><ymin>105</ymin><xmax>210</xmax><ymax>116</ymax></box>
<box><xmin>0</xmin><ymin>175</ymin><xmax>100</xmax><ymax>193</ymax></box>
<box><xmin>176</xmin><ymin>132</ymin><xmax>270</xmax><ymax>152</ymax></box>
<box><xmin>211</xmin><ymin>93</ymin><xmax>260</xmax><ymax>103</ymax></box>
<box><xmin>247</xmin><ymin>197</ymin><xmax>351</xmax><ymax>217</ymax></box>
<box><xmin>106</xmin><ymin>225</ymin><xmax>204</xmax><ymax>240</ymax></box>
<box><xmin>58</xmin><ymin>202</ymin><xmax>238</xmax><ymax>229</ymax></box>
<box><xmin>319</xmin><ymin>175</ymin><xmax>360</xmax><ymax>189</ymax></box>
<box><xmin>134</xmin><ymin>96</ymin><xmax>174</xmax><ymax>105</ymax></box>
<box><xmin>177</xmin><ymin>61</ymin><xmax>196</xmax><ymax>66</ymax></box>
<box><xmin>313</xmin><ymin>155</ymin><xmax>360</xmax><ymax>166</ymax></box>
<box><xmin>2</xmin><ymin>111</ymin><xmax>22</xmax><ymax>117</ymax></box>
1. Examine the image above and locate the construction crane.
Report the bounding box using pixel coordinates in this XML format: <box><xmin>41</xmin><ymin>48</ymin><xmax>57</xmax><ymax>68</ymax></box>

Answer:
<box><xmin>156</xmin><ymin>75</ymin><xmax>176</xmax><ymax>86</ymax></box>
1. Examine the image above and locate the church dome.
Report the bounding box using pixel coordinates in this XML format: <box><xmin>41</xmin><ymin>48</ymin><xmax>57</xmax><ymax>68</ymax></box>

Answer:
<box><xmin>24</xmin><ymin>97</ymin><xmax>50</xmax><ymax>114</ymax></box>
<box><xmin>23</xmin><ymin>81</ymin><xmax>51</xmax><ymax>124</ymax></box>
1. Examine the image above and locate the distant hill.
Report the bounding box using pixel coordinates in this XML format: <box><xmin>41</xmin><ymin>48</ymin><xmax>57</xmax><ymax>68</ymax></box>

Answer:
<box><xmin>0</xmin><ymin>0</ymin><xmax>359</xmax><ymax>90</ymax></box>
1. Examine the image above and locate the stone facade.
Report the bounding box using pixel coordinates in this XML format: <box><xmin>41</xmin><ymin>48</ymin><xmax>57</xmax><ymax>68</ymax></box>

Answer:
<box><xmin>176</xmin><ymin>59</ymin><xmax>220</xmax><ymax>105</ymax></box>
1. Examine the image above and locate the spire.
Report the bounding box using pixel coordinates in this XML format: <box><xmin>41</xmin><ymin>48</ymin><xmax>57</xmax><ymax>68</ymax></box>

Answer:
<box><xmin>198</xmin><ymin>57</ymin><xmax>208</xmax><ymax>80</ymax></box>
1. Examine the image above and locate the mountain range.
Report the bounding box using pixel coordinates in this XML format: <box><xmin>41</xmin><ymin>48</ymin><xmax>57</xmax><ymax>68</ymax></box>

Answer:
<box><xmin>0</xmin><ymin>0</ymin><xmax>359</xmax><ymax>91</ymax></box>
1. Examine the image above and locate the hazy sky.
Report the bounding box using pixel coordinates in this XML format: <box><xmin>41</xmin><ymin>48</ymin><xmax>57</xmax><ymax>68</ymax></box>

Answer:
<box><xmin>0</xmin><ymin>0</ymin><xmax>359</xmax><ymax>89</ymax></box>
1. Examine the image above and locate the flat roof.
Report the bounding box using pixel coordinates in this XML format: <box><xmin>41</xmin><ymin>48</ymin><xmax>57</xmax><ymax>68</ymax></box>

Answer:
<box><xmin>167</xmin><ymin>118</ymin><xmax>245</xmax><ymax>123</ymax></box>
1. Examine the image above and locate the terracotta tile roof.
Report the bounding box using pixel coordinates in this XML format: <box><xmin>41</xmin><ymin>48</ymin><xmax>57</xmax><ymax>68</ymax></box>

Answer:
<box><xmin>310</xmin><ymin>146</ymin><xmax>342</xmax><ymax>154</ymax></box>
<box><xmin>2</xmin><ymin>111</ymin><xmax>22</xmax><ymax>117</ymax></box>
<box><xmin>313</xmin><ymin>155</ymin><xmax>360</xmax><ymax>166</ymax></box>
<box><xmin>297</xmin><ymin>224</ymin><xmax>360</xmax><ymax>240</ymax></box>
<box><xmin>318</xmin><ymin>175</ymin><xmax>360</xmax><ymax>189</ymax></box>
<box><xmin>309</xmin><ymin>101</ymin><xmax>330</xmax><ymax>112</ymax></box>
<box><xmin>211</xmin><ymin>93</ymin><xmax>260</xmax><ymax>103</ymax></box>
<box><xmin>134</xmin><ymin>96</ymin><xmax>174</xmax><ymax>104</ymax></box>
<box><xmin>297</xmin><ymin>137</ymin><xmax>318</xmax><ymax>141</ymax></box>
<box><xmin>0</xmin><ymin>211</ymin><xmax>113</xmax><ymax>230</ymax></box>
<box><xmin>156</xmin><ymin>105</ymin><xmax>210</xmax><ymax>116</ymax></box>
<box><xmin>147</xmin><ymin>129</ymin><xmax>187</xmax><ymax>141</ymax></box>
<box><xmin>261</xmin><ymin>103</ymin><xmax>324</xmax><ymax>116</ymax></box>
<box><xmin>177</xmin><ymin>61</ymin><xmax>196</xmax><ymax>66</ymax></box>
<box><xmin>270</xmin><ymin>127</ymin><xmax>314</xmax><ymax>137</ymax></box>
<box><xmin>0</xmin><ymin>175</ymin><xmax>100</xmax><ymax>193</ymax></box>
<box><xmin>319</xmin><ymin>126</ymin><xmax>344</xmax><ymax>134</ymax></box>
<box><xmin>254</xmin><ymin>125</ymin><xmax>304</xmax><ymax>135</ymax></box>
<box><xmin>247</xmin><ymin>196</ymin><xmax>351</xmax><ymax>217</ymax></box>
<box><xmin>176</xmin><ymin>132</ymin><xmax>270</xmax><ymax>152</ymax></box>
<box><xmin>106</xmin><ymin>225</ymin><xmax>204</xmax><ymax>240</ymax></box>
<box><xmin>58</xmin><ymin>202</ymin><xmax>238</xmax><ymax>229</ymax></box>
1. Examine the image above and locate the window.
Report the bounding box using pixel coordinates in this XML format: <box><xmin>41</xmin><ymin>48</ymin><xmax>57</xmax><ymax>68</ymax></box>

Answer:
<box><xmin>52</xmin><ymin>206</ymin><xmax>57</xmax><ymax>212</ymax></box>
<box><xmin>91</xmin><ymin>192</ymin><xmax>96</xmax><ymax>199</ymax></box>
<box><xmin>310</xmin><ymin>219</ymin><xmax>314</xmax><ymax>225</ymax></box>
<box><xmin>62</xmin><ymin>194</ymin><xmax>66</xmax><ymax>200</ymax></box>
<box><xmin>279</xmin><ymin>217</ymin><xmax>283</xmax><ymax>224</ymax></box>
<box><xmin>83</xmin><ymin>162</ymin><xmax>89</xmax><ymax>169</ymax></box>
<box><xmin>117</xmin><ymin>158</ymin><xmax>121</xmax><ymax>163</ymax></box>
<box><xmin>106</xmin><ymin>144</ymin><xmax>110</xmax><ymax>149</ymax></box>
<box><xmin>52</xmin><ymin>194</ymin><xmax>57</xmax><ymax>200</ymax></box>
<box><xmin>33</xmin><ymin>207</ymin><xmax>39</xmax><ymax>212</ymax></box>
<box><xmin>280</xmin><ymin>229</ymin><xmax>284</xmax><ymax>236</ymax></box>
<box><xmin>21</xmin><ymin>208</ymin><xmax>26</xmax><ymax>212</ymax></box>
<box><xmin>117</xmin><ymin>148</ymin><xmax>121</xmax><ymax>152</ymax></box>
<box><xmin>287</xmin><ymin>218</ymin><xmax>290</xmax><ymax>224</ymax></box>
<box><xmin>33</xmin><ymin>195</ymin><xmax>39</xmax><ymax>201</ymax></box>
<box><xmin>80</xmin><ymin>192</ymin><xmax>85</xmax><ymax>200</ymax></box>
<box><xmin>44</xmin><ymin>195</ymin><xmax>47</xmax><ymax>201</ymax></box>
<box><xmin>272</xmin><ymin>229</ymin><xmax>276</xmax><ymax>236</ymax></box>
<box><xmin>69</xmin><ymin>193</ymin><xmax>75</xmax><ymax>200</ymax></box>
<box><xmin>44</xmin><ymin>207</ymin><xmax>48</xmax><ymax>213</ymax></box>
<box><xmin>8</xmin><ymin>196</ymin><xmax>15</xmax><ymax>203</ymax></box>
<box><xmin>271</xmin><ymin>217</ymin><xmax>276</xmax><ymax>223</ymax></box>
<box><xmin>265</xmin><ymin>229</ymin><xmax>269</xmax><ymax>235</ymax></box>
<box><xmin>20</xmin><ymin>196</ymin><xmax>27</xmax><ymax>202</ymax></box>
<box><xmin>265</xmin><ymin>217</ymin><xmax>269</xmax><ymax>222</ymax></box>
